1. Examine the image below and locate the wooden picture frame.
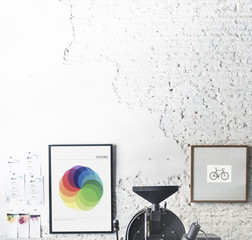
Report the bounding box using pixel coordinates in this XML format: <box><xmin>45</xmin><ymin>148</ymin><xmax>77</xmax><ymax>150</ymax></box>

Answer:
<box><xmin>191</xmin><ymin>145</ymin><xmax>248</xmax><ymax>202</ymax></box>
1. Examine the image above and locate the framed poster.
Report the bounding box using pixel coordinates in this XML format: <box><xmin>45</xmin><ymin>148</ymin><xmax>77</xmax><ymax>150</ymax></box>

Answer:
<box><xmin>49</xmin><ymin>144</ymin><xmax>113</xmax><ymax>233</ymax></box>
<box><xmin>191</xmin><ymin>145</ymin><xmax>248</xmax><ymax>202</ymax></box>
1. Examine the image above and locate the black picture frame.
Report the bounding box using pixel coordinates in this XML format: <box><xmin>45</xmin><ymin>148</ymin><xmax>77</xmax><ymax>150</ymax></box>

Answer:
<box><xmin>49</xmin><ymin>144</ymin><xmax>113</xmax><ymax>233</ymax></box>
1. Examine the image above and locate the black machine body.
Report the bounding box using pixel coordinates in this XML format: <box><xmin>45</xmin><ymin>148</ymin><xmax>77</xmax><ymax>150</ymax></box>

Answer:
<box><xmin>126</xmin><ymin>207</ymin><xmax>185</xmax><ymax>240</ymax></box>
<box><xmin>125</xmin><ymin>186</ymin><xmax>186</xmax><ymax>240</ymax></box>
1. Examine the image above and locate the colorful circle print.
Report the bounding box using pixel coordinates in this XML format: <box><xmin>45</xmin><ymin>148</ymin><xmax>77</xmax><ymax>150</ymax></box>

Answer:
<box><xmin>59</xmin><ymin>165</ymin><xmax>103</xmax><ymax>211</ymax></box>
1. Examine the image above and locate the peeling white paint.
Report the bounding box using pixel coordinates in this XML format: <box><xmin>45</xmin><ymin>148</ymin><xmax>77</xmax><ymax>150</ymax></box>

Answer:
<box><xmin>0</xmin><ymin>0</ymin><xmax>251</xmax><ymax>239</ymax></box>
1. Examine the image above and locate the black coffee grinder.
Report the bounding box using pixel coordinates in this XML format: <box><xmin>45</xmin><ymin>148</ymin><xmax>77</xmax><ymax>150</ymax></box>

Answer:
<box><xmin>125</xmin><ymin>186</ymin><xmax>185</xmax><ymax>240</ymax></box>
<box><xmin>114</xmin><ymin>186</ymin><xmax>202</xmax><ymax>240</ymax></box>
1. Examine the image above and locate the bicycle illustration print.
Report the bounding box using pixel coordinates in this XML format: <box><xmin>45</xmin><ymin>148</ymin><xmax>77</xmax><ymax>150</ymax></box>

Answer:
<box><xmin>209</xmin><ymin>167</ymin><xmax>229</xmax><ymax>181</ymax></box>
<box><xmin>207</xmin><ymin>165</ymin><xmax>232</xmax><ymax>183</ymax></box>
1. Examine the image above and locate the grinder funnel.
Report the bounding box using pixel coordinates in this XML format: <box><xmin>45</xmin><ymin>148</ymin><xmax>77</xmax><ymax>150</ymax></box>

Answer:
<box><xmin>133</xmin><ymin>186</ymin><xmax>179</xmax><ymax>205</ymax></box>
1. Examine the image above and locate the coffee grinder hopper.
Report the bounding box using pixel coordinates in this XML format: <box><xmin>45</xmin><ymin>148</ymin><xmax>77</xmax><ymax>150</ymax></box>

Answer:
<box><xmin>133</xmin><ymin>186</ymin><xmax>179</xmax><ymax>209</ymax></box>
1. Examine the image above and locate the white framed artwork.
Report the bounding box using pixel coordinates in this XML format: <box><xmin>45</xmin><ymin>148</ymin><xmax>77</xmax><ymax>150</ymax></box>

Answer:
<box><xmin>49</xmin><ymin>144</ymin><xmax>113</xmax><ymax>233</ymax></box>
<box><xmin>191</xmin><ymin>145</ymin><xmax>248</xmax><ymax>202</ymax></box>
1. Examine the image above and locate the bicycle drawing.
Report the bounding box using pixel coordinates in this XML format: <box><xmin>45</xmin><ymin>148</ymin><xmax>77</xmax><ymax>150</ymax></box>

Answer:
<box><xmin>209</xmin><ymin>167</ymin><xmax>229</xmax><ymax>181</ymax></box>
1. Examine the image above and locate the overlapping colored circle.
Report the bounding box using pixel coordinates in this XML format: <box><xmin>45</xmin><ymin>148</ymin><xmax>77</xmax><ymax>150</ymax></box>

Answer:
<box><xmin>59</xmin><ymin>165</ymin><xmax>103</xmax><ymax>211</ymax></box>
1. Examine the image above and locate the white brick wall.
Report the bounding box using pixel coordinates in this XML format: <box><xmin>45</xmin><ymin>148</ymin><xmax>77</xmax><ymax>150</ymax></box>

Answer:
<box><xmin>60</xmin><ymin>1</ymin><xmax>251</xmax><ymax>239</ymax></box>
<box><xmin>0</xmin><ymin>0</ymin><xmax>251</xmax><ymax>239</ymax></box>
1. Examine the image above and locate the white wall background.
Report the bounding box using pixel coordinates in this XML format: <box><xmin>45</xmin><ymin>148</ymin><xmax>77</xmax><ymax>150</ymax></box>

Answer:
<box><xmin>0</xmin><ymin>0</ymin><xmax>251</xmax><ymax>239</ymax></box>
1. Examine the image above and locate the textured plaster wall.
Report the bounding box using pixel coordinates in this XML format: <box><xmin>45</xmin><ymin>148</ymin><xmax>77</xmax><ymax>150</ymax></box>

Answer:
<box><xmin>61</xmin><ymin>1</ymin><xmax>252</xmax><ymax>238</ymax></box>
<box><xmin>0</xmin><ymin>0</ymin><xmax>251</xmax><ymax>240</ymax></box>
<box><xmin>63</xmin><ymin>0</ymin><xmax>252</xmax><ymax>148</ymax></box>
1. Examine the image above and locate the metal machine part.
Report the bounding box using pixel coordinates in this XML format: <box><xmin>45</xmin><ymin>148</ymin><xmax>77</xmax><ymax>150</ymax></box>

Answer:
<box><xmin>181</xmin><ymin>222</ymin><xmax>201</xmax><ymax>240</ymax></box>
<box><xmin>125</xmin><ymin>186</ymin><xmax>186</xmax><ymax>240</ymax></box>
<box><xmin>126</xmin><ymin>207</ymin><xmax>185</xmax><ymax>240</ymax></box>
